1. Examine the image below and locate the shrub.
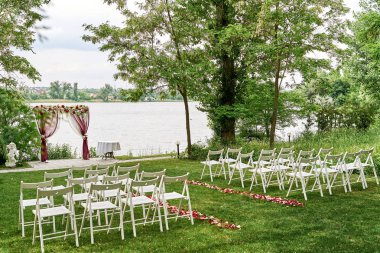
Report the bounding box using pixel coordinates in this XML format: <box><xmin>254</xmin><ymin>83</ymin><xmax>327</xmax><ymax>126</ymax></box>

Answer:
<box><xmin>0</xmin><ymin>88</ymin><xmax>39</xmax><ymax>164</ymax></box>
<box><xmin>46</xmin><ymin>143</ymin><xmax>75</xmax><ymax>160</ymax></box>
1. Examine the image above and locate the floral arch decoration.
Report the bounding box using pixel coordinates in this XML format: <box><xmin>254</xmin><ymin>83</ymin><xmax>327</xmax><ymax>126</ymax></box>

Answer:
<box><xmin>32</xmin><ymin>105</ymin><xmax>90</xmax><ymax>162</ymax></box>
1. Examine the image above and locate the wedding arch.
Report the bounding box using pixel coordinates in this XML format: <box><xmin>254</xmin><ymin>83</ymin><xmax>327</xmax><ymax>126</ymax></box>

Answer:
<box><xmin>32</xmin><ymin>105</ymin><xmax>90</xmax><ymax>162</ymax></box>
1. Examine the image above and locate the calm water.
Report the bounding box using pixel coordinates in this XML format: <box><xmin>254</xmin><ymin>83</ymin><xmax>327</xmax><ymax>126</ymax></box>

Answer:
<box><xmin>31</xmin><ymin>102</ymin><xmax>212</xmax><ymax>156</ymax></box>
<box><xmin>30</xmin><ymin>102</ymin><xmax>306</xmax><ymax>157</ymax></box>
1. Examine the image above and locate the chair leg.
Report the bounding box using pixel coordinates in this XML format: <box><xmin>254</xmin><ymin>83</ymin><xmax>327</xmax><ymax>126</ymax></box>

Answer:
<box><xmin>300</xmin><ymin>177</ymin><xmax>308</xmax><ymax>201</ymax></box>
<box><xmin>209</xmin><ymin>165</ymin><xmax>214</xmax><ymax>182</ymax></box>
<box><xmin>120</xmin><ymin>208</ymin><xmax>125</xmax><ymax>240</ymax></box>
<box><xmin>228</xmin><ymin>168</ymin><xmax>235</xmax><ymax>185</ymax></box>
<box><xmin>372</xmin><ymin>165</ymin><xmax>379</xmax><ymax>185</ymax></box>
<box><xmin>130</xmin><ymin>205</ymin><xmax>137</xmax><ymax>237</ymax></box>
<box><xmin>187</xmin><ymin>198</ymin><xmax>194</xmax><ymax>225</ymax></box>
<box><xmin>32</xmin><ymin>213</ymin><xmax>37</xmax><ymax>245</ymax></box>
<box><xmin>89</xmin><ymin>210</ymin><xmax>94</xmax><ymax>244</ymax></box>
<box><xmin>21</xmin><ymin>205</ymin><xmax>25</xmax><ymax>237</ymax></box>
<box><xmin>163</xmin><ymin>201</ymin><xmax>170</xmax><ymax>230</ymax></box>
<box><xmin>38</xmin><ymin>215</ymin><xmax>44</xmax><ymax>253</ymax></box>
<box><xmin>261</xmin><ymin>173</ymin><xmax>267</xmax><ymax>193</ymax></box>
<box><xmin>239</xmin><ymin>170</ymin><xmax>245</xmax><ymax>188</ymax></box>
<box><xmin>72</xmin><ymin>213</ymin><xmax>79</xmax><ymax>247</ymax></box>
<box><xmin>345</xmin><ymin>171</ymin><xmax>352</xmax><ymax>192</ymax></box>
<box><xmin>200</xmin><ymin>164</ymin><xmax>206</xmax><ymax>180</ymax></box>
<box><xmin>156</xmin><ymin>201</ymin><xmax>163</xmax><ymax>232</ymax></box>
<box><xmin>325</xmin><ymin>172</ymin><xmax>332</xmax><ymax>195</ymax></box>
<box><xmin>286</xmin><ymin>176</ymin><xmax>295</xmax><ymax>197</ymax></box>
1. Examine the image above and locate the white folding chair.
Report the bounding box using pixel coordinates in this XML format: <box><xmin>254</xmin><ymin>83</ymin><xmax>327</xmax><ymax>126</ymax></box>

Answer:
<box><xmin>221</xmin><ymin>148</ymin><xmax>242</xmax><ymax>178</ymax></box>
<box><xmin>71</xmin><ymin>165</ymin><xmax>92</xmax><ymax>179</ymax></box>
<box><xmin>277</xmin><ymin>147</ymin><xmax>294</xmax><ymax>163</ymax></box>
<box><xmin>315</xmin><ymin>153</ymin><xmax>346</xmax><ymax>195</ymax></box>
<box><xmin>228</xmin><ymin>151</ymin><xmax>254</xmax><ymax>188</ymax></box>
<box><xmin>341</xmin><ymin>151</ymin><xmax>367</xmax><ymax>190</ymax></box>
<box><xmin>102</xmin><ymin>174</ymin><xmax>130</xmax><ymax>199</ymax></box>
<box><xmin>159</xmin><ymin>173</ymin><xmax>193</xmax><ymax>230</ymax></box>
<box><xmin>274</xmin><ymin>152</ymin><xmax>295</xmax><ymax>190</ymax></box>
<box><xmin>249</xmin><ymin>154</ymin><xmax>277</xmax><ymax>192</ymax></box>
<box><xmin>316</xmin><ymin>147</ymin><xmax>333</xmax><ymax>166</ymax></box>
<box><xmin>84</xmin><ymin>167</ymin><xmax>109</xmax><ymax>183</ymax></box>
<box><xmin>200</xmin><ymin>149</ymin><xmax>225</xmax><ymax>182</ymax></box>
<box><xmin>286</xmin><ymin>157</ymin><xmax>324</xmax><ymax>200</ymax></box>
<box><xmin>116</xmin><ymin>163</ymin><xmax>140</xmax><ymax>184</ymax></box>
<box><xmin>66</xmin><ymin>176</ymin><xmax>98</xmax><ymax>205</ymax></box>
<box><xmin>19</xmin><ymin>180</ymin><xmax>53</xmax><ymax>237</ymax></box>
<box><xmin>79</xmin><ymin>182</ymin><xmax>124</xmax><ymax>244</ymax></box>
<box><xmin>32</xmin><ymin>186</ymin><xmax>79</xmax><ymax>253</ymax></box>
<box><xmin>44</xmin><ymin>170</ymin><xmax>72</xmax><ymax>191</ymax></box>
<box><xmin>134</xmin><ymin>169</ymin><xmax>166</xmax><ymax>195</ymax></box>
<box><xmin>252</xmin><ymin>149</ymin><xmax>276</xmax><ymax>167</ymax></box>
<box><xmin>359</xmin><ymin>148</ymin><xmax>378</xmax><ymax>185</ymax></box>
<box><xmin>122</xmin><ymin>177</ymin><xmax>163</xmax><ymax>237</ymax></box>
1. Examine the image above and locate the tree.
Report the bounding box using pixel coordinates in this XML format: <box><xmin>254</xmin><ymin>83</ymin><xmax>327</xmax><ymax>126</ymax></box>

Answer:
<box><xmin>0</xmin><ymin>0</ymin><xmax>48</xmax><ymax>87</ymax></box>
<box><xmin>83</xmin><ymin>0</ymin><xmax>208</xmax><ymax>155</ymax></box>
<box><xmin>251</xmin><ymin>0</ymin><xmax>348</xmax><ymax>147</ymax></box>
<box><xmin>98</xmin><ymin>83</ymin><xmax>113</xmax><ymax>102</ymax></box>
<box><xmin>62</xmin><ymin>82</ymin><xmax>72</xmax><ymax>99</ymax></box>
<box><xmin>49</xmin><ymin>80</ymin><xmax>62</xmax><ymax>99</ymax></box>
<box><xmin>73</xmin><ymin>82</ymin><xmax>79</xmax><ymax>101</ymax></box>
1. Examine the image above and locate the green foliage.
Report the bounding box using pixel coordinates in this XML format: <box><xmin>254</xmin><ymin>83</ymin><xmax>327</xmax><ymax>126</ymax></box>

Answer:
<box><xmin>0</xmin><ymin>0</ymin><xmax>48</xmax><ymax>87</ymax></box>
<box><xmin>46</xmin><ymin>143</ymin><xmax>76</xmax><ymax>160</ymax></box>
<box><xmin>98</xmin><ymin>84</ymin><xmax>114</xmax><ymax>102</ymax></box>
<box><xmin>0</xmin><ymin>88</ymin><xmax>39</xmax><ymax>163</ymax></box>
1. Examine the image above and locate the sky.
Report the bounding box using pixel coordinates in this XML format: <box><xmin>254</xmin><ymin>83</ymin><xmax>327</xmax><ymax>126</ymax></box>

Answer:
<box><xmin>23</xmin><ymin>0</ymin><xmax>361</xmax><ymax>89</ymax></box>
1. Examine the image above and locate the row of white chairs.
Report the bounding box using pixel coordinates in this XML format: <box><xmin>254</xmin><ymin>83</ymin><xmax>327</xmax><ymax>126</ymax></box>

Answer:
<box><xmin>19</xmin><ymin>164</ymin><xmax>193</xmax><ymax>253</ymax></box>
<box><xmin>201</xmin><ymin>147</ymin><xmax>378</xmax><ymax>200</ymax></box>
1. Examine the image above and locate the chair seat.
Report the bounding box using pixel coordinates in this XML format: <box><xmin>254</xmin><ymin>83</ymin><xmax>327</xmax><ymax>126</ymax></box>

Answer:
<box><xmin>287</xmin><ymin>172</ymin><xmax>314</xmax><ymax>178</ymax></box>
<box><xmin>159</xmin><ymin>192</ymin><xmax>185</xmax><ymax>200</ymax></box>
<box><xmin>201</xmin><ymin>160</ymin><xmax>221</xmax><ymax>166</ymax></box>
<box><xmin>361</xmin><ymin>163</ymin><xmax>373</xmax><ymax>167</ymax></box>
<box><xmin>122</xmin><ymin>196</ymin><xmax>155</xmax><ymax>206</ymax></box>
<box><xmin>22</xmin><ymin>197</ymin><xmax>51</xmax><ymax>207</ymax></box>
<box><xmin>278</xmin><ymin>158</ymin><xmax>290</xmax><ymax>163</ymax></box>
<box><xmin>81</xmin><ymin>201</ymin><xmax>117</xmax><ymax>210</ymax></box>
<box><xmin>252</xmin><ymin>160</ymin><xmax>271</xmax><ymax>165</ymax></box>
<box><xmin>64</xmin><ymin>193</ymin><xmax>91</xmax><ymax>202</ymax></box>
<box><xmin>230</xmin><ymin>162</ymin><xmax>251</xmax><ymax>170</ymax></box>
<box><xmin>223</xmin><ymin>158</ymin><xmax>236</xmax><ymax>163</ymax></box>
<box><xmin>344</xmin><ymin>163</ymin><xmax>360</xmax><ymax>170</ymax></box>
<box><xmin>257</xmin><ymin>167</ymin><xmax>275</xmax><ymax>173</ymax></box>
<box><xmin>316</xmin><ymin>168</ymin><xmax>339</xmax><ymax>174</ymax></box>
<box><xmin>276</xmin><ymin>165</ymin><xmax>292</xmax><ymax>170</ymax></box>
<box><xmin>132</xmin><ymin>185</ymin><xmax>155</xmax><ymax>193</ymax></box>
<box><xmin>102</xmin><ymin>189</ymin><xmax>127</xmax><ymax>198</ymax></box>
<box><xmin>33</xmin><ymin>206</ymin><xmax>71</xmax><ymax>218</ymax></box>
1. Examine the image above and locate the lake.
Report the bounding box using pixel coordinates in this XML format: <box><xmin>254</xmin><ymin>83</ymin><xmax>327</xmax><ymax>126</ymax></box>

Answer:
<box><xmin>31</xmin><ymin>102</ymin><xmax>213</xmax><ymax>156</ymax></box>
<box><xmin>30</xmin><ymin>102</ymin><xmax>306</xmax><ymax>157</ymax></box>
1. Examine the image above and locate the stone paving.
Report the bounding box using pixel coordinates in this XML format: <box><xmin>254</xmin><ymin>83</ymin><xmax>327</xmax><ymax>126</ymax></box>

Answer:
<box><xmin>0</xmin><ymin>156</ymin><xmax>172</xmax><ymax>174</ymax></box>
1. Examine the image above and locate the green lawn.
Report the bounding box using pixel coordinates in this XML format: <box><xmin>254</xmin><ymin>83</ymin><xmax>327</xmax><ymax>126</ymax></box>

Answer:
<box><xmin>1</xmin><ymin>159</ymin><xmax>379</xmax><ymax>253</ymax></box>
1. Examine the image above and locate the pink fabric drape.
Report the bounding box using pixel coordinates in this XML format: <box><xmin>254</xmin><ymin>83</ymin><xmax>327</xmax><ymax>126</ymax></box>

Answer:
<box><xmin>70</xmin><ymin>111</ymin><xmax>90</xmax><ymax>160</ymax></box>
<box><xmin>36</xmin><ymin>111</ymin><xmax>59</xmax><ymax>162</ymax></box>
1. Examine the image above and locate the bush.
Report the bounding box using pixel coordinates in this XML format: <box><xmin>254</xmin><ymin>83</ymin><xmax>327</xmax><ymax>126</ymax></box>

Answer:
<box><xmin>90</xmin><ymin>147</ymin><xmax>97</xmax><ymax>158</ymax></box>
<box><xmin>0</xmin><ymin>88</ymin><xmax>39</xmax><ymax>163</ymax></box>
<box><xmin>46</xmin><ymin>143</ymin><xmax>76</xmax><ymax>160</ymax></box>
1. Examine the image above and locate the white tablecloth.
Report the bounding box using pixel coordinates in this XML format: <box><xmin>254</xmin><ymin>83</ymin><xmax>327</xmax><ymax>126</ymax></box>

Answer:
<box><xmin>96</xmin><ymin>141</ymin><xmax>121</xmax><ymax>156</ymax></box>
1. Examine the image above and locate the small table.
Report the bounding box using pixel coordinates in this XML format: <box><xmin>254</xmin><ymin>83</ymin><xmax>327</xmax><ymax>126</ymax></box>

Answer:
<box><xmin>96</xmin><ymin>141</ymin><xmax>121</xmax><ymax>159</ymax></box>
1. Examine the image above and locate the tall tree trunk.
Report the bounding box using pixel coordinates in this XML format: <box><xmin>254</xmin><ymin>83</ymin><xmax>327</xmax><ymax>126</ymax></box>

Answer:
<box><xmin>216</xmin><ymin>1</ymin><xmax>236</xmax><ymax>143</ymax></box>
<box><xmin>270</xmin><ymin>58</ymin><xmax>281</xmax><ymax>148</ymax></box>
<box><xmin>165</xmin><ymin>0</ymin><xmax>192</xmax><ymax>156</ymax></box>
<box><xmin>180</xmin><ymin>87</ymin><xmax>192</xmax><ymax>156</ymax></box>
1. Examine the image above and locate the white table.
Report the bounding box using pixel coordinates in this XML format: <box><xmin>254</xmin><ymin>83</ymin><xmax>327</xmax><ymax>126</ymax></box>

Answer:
<box><xmin>96</xmin><ymin>141</ymin><xmax>121</xmax><ymax>159</ymax></box>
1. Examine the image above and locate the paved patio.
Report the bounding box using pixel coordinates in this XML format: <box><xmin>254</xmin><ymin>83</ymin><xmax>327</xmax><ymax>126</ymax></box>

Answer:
<box><xmin>0</xmin><ymin>156</ymin><xmax>172</xmax><ymax>174</ymax></box>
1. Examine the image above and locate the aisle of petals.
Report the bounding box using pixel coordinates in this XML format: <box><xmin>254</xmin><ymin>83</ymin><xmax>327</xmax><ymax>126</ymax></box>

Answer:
<box><xmin>161</xmin><ymin>201</ymin><xmax>241</xmax><ymax>230</ymax></box>
<box><xmin>188</xmin><ymin>180</ymin><xmax>304</xmax><ymax>207</ymax></box>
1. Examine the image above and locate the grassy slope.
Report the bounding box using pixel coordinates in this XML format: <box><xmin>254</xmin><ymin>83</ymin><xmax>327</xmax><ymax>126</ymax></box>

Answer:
<box><xmin>0</xmin><ymin>158</ymin><xmax>380</xmax><ymax>253</ymax></box>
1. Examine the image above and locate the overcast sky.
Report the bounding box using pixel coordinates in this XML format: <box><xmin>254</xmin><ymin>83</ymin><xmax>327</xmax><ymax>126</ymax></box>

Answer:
<box><xmin>23</xmin><ymin>0</ymin><xmax>361</xmax><ymax>89</ymax></box>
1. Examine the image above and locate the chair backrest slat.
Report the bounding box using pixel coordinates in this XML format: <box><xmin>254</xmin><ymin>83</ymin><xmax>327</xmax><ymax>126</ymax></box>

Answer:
<box><xmin>85</xmin><ymin>167</ymin><xmax>109</xmax><ymax>177</ymax></box>
<box><xmin>21</xmin><ymin>180</ymin><xmax>53</xmax><ymax>189</ymax></box>
<box><xmin>140</xmin><ymin>169</ymin><xmax>166</xmax><ymax>179</ymax></box>
<box><xmin>162</xmin><ymin>173</ymin><xmax>189</xmax><ymax>183</ymax></box>
<box><xmin>37</xmin><ymin>186</ymin><xmax>73</xmax><ymax>198</ymax></box>
<box><xmin>68</xmin><ymin>176</ymin><xmax>98</xmax><ymax>186</ymax></box>
<box><xmin>44</xmin><ymin>170</ymin><xmax>71</xmax><ymax>180</ymax></box>
<box><xmin>130</xmin><ymin>177</ymin><xmax>159</xmax><ymax>187</ymax></box>
<box><xmin>90</xmin><ymin>182</ymin><xmax>122</xmax><ymax>192</ymax></box>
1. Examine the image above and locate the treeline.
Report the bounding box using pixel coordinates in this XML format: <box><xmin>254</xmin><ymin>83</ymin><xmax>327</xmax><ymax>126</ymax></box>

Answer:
<box><xmin>26</xmin><ymin>81</ymin><xmax>184</xmax><ymax>102</ymax></box>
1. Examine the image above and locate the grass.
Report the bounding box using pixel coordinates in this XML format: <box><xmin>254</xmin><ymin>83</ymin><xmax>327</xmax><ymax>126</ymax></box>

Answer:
<box><xmin>1</xmin><ymin>158</ymin><xmax>380</xmax><ymax>253</ymax></box>
<box><xmin>116</xmin><ymin>153</ymin><xmax>175</xmax><ymax>160</ymax></box>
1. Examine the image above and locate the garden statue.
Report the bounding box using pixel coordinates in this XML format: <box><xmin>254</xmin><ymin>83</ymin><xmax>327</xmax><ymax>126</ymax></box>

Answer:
<box><xmin>5</xmin><ymin>142</ymin><xmax>18</xmax><ymax>168</ymax></box>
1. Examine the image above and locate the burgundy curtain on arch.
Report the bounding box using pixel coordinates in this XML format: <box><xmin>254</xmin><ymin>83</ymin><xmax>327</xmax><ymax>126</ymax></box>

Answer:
<box><xmin>36</xmin><ymin>111</ymin><xmax>59</xmax><ymax>162</ymax></box>
<box><xmin>69</xmin><ymin>109</ymin><xmax>90</xmax><ymax>160</ymax></box>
